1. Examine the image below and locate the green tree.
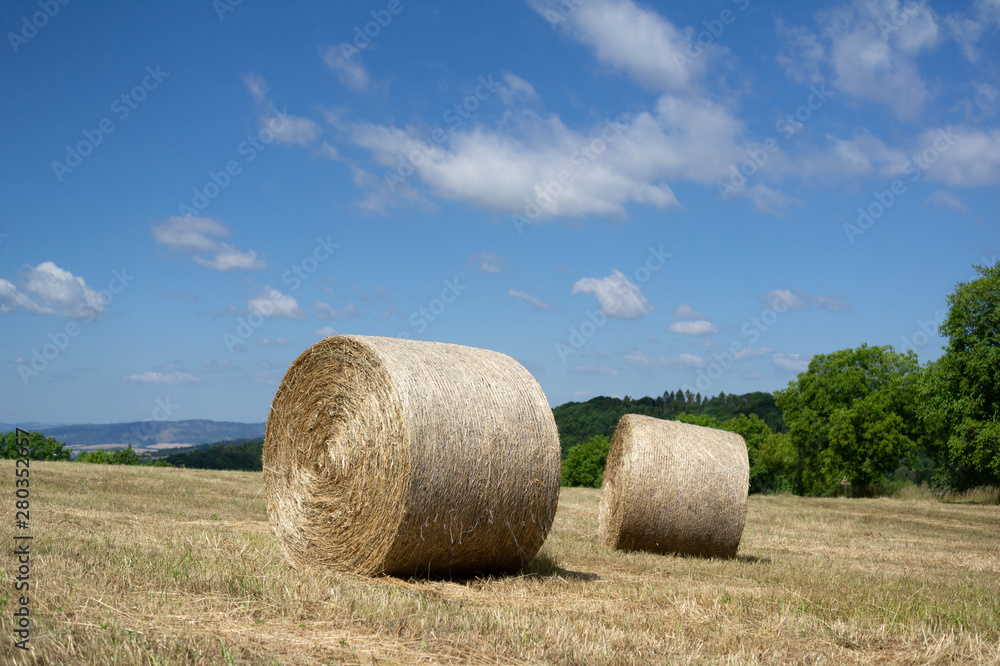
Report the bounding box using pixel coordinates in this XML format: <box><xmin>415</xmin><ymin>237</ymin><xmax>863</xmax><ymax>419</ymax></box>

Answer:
<box><xmin>775</xmin><ymin>344</ymin><xmax>922</xmax><ymax>495</ymax></box>
<box><xmin>0</xmin><ymin>431</ymin><xmax>71</xmax><ymax>461</ymax></box>
<box><xmin>76</xmin><ymin>445</ymin><xmax>143</xmax><ymax>465</ymax></box>
<box><xmin>924</xmin><ymin>261</ymin><xmax>1000</xmax><ymax>487</ymax></box>
<box><xmin>561</xmin><ymin>435</ymin><xmax>610</xmax><ymax>487</ymax></box>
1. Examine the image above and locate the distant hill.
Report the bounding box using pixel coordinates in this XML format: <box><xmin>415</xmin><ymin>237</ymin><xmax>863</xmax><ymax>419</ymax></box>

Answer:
<box><xmin>11</xmin><ymin>420</ymin><xmax>267</xmax><ymax>450</ymax></box>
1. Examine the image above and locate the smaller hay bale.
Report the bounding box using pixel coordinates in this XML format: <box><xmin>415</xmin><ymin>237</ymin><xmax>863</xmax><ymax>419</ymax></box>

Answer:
<box><xmin>599</xmin><ymin>414</ymin><xmax>749</xmax><ymax>558</ymax></box>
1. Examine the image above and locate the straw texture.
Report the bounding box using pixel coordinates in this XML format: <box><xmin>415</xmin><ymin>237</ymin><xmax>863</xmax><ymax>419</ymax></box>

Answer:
<box><xmin>599</xmin><ymin>414</ymin><xmax>749</xmax><ymax>558</ymax></box>
<box><xmin>264</xmin><ymin>334</ymin><xmax>561</xmax><ymax>577</ymax></box>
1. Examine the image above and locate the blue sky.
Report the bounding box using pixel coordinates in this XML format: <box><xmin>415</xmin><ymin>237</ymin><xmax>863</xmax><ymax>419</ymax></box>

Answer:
<box><xmin>1</xmin><ymin>0</ymin><xmax>997</xmax><ymax>425</ymax></box>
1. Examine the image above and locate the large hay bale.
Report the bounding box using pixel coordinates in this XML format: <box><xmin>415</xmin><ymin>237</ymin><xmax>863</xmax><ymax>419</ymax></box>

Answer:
<box><xmin>264</xmin><ymin>334</ymin><xmax>561</xmax><ymax>577</ymax></box>
<box><xmin>599</xmin><ymin>414</ymin><xmax>749</xmax><ymax>558</ymax></box>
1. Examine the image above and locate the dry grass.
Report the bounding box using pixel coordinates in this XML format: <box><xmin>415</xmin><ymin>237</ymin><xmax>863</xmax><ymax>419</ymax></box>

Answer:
<box><xmin>1</xmin><ymin>461</ymin><xmax>999</xmax><ymax>665</ymax></box>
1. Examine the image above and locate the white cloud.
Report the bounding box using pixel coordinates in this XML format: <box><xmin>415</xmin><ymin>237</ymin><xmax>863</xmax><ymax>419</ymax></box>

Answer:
<box><xmin>465</xmin><ymin>251</ymin><xmax>506</xmax><ymax>274</ymax></box>
<box><xmin>248</xmin><ymin>287</ymin><xmax>304</xmax><ymax>319</ymax></box>
<box><xmin>924</xmin><ymin>189</ymin><xmax>970</xmax><ymax>214</ymax></box>
<box><xmin>572</xmin><ymin>269</ymin><xmax>652</xmax><ymax>318</ymax></box>
<box><xmin>734</xmin><ymin>346</ymin><xmax>772</xmax><ymax>360</ymax></box>
<box><xmin>672</xmin><ymin>304</ymin><xmax>706</xmax><ymax>319</ymax></box>
<box><xmin>763</xmin><ymin>289</ymin><xmax>807</xmax><ymax>311</ymax></box>
<box><xmin>315</xmin><ymin>326</ymin><xmax>338</xmax><ymax>337</ymax></box>
<box><xmin>776</xmin><ymin>19</ymin><xmax>826</xmax><ymax>84</ymax></box>
<box><xmin>192</xmin><ymin>246</ymin><xmax>267</xmax><ymax>271</ymax></box>
<box><xmin>152</xmin><ymin>216</ymin><xmax>265</xmax><ymax>271</ymax></box>
<box><xmin>320</xmin><ymin>46</ymin><xmax>371</xmax><ymax>92</ymax></box>
<box><xmin>23</xmin><ymin>262</ymin><xmax>107</xmax><ymax>319</ymax></box>
<box><xmin>920</xmin><ymin>127</ymin><xmax>1000</xmax><ymax>187</ymax></box>
<box><xmin>667</xmin><ymin>320</ymin><xmax>717</xmax><ymax>336</ymax></box>
<box><xmin>624</xmin><ymin>350</ymin><xmax>705</xmax><ymax>368</ymax></box>
<box><xmin>0</xmin><ymin>278</ymin><xmax>53</xmax><ymax>316</ymax></box>
<box><xmin>242</xmin><ymin>73</ymin><xmax>322</xmax><ymax>146</ymax></box>
<box><xmin>530</xmin><ymin>0</ymin><xmax>720</xmax><ymax>92</ymax></box>
<box><xmin>772</xmin><ymin>352</ymin><xmax>810</xmax><ymax>373</ymax></box>
<box><xmin>945</xmin><ymin>0</ymin><xmax>1000</xmax><ymax>62</ymax></box>
<box><xmin>242</xmin><ymin>73</ymin><xmax>269</xmax><ymax>101</ymax></box>
<box><xmin>314</xmin><ymin>301</ymin><xmax>360</xmax><ymax>319</ymax></box>
<box><xmin>123</xmin><ymin>371</ymin><xmax>200</xmax><ymax>384</ymax></box>
<box><xmin>498</xmin><ymin>72</ymin><xmax>538</xmax><ymax>105</ymax></box>
<box><xmin>763</xmin><ymin>288</ymin><xmax>851</xmax><ymax>312</ymax></box>
<box><xmin>0</xmin><ymin>262</ymin><xmax>107</xmax><ymax>319</ymax></box>
<box><xmin>785</xmin><ymin>0</ymin><xmax>940</xmax><ymax>120</ymax></box>
<box><xmin>509</xmin><ymin>289</ymin><xmax>556</xmax><ymax>311</ymax></box>
<box><xmin>346</xmin><ymin>109</ymin><xmax>685</xmax><ymax>220</ymax></box>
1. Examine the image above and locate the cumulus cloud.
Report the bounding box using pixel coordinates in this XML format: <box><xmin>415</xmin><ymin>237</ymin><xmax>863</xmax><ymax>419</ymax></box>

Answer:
<box><xmin>0</xmin><ymin>262</ymin><xmax>109</xmax><ymax>319</ymax></box>
<box><xmin>918</xmin><ymin>127</ymin><xmax>1000</xmax><ymax>187</ymax></box>
<box><xmin>734</xmin><ymin>346</ymin><xmax>772</xmax><ymax>360</ymax></box>
<box><xmin>780</xmin><ymin>0</ymin><xmax>940</xmax><ymax>120</ymax></box>
<box><xmin>672</xmin><ymin>304</ymin><xmax>706</xmax><ymax>319</ymax></box>
<box><xmin>763</xmin><ymin>289</ymin><xmax>808</xmax><ymax>311</ymax></box>
<box><xmin>314</xmin><ymin>300</ymin><xmax>361</xmax><ymax>319</ymax></box>
<box><xmin>772</xmin><ymin>352</ymin><xmax>810</xmax><ymax>373</ymax></box>
<box><xmin>123</xmin><ymin>371</ymin><xmax>200</xmax><ymax>384</ymax></box>
<box><xmin>763</xmin><ymin>288</ymin><xmax>851</xmax><ymax>312</ymax></box>
<box><xmin>529</xmin><ymin>0</ymin><xmax>721</xmax><ymax>92</ymax></box>
<box><xmin>314</xmin><ymin>325</ymin><xmax>338</xmax><ymax>337</ymax></box>
<box><xmin>509</xmin><ymin>289</ymin><xmax>556</xmax><ymax>311</ymax></box>
<box><xmin>242</xmin><ymin>73</ymin><xmax>322</xmax><ymax>146</ymax></box>
<box><xmin>0</xmin><ymin>278</ymin><xmax>52</xmax><ymax>316</ymax></box>
<box><xmin>330</xmin><ymin>0</ymin><xmax>778</xmax><ymax>220</ymax></box>
<box><xmin>572</xmin><ymin>269</ymin><xmax>652</xmax><ymax>318</ymax></box>
<box><xmin>152</xmin><ymin>216</ymin><xmax>265</xmax><ymax>271</ymax></box>
<box><xmin>623</xmin><ymin>350</ymin><xmax>705</xmax><ymax>368</ymax></box>
<box><xmin>248</xmin><ymin>287</ymin><xmax>304</xmax><ymax>319</ymax></box>
<box><xmin>667</xmin><ymin>320</ymin><xmax>718</xmax><ymax>336</ymax></box>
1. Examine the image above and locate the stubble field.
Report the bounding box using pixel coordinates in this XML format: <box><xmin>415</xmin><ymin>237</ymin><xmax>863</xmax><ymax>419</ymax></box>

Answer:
<box><xmin>1</xmin><ymin>461</ymin><xmax>998</xmax><ymax>664</ymax></box>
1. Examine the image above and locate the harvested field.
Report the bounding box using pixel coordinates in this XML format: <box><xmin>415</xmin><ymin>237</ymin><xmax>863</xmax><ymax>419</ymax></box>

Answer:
<box><xmin>1</xmin><ymin>461</ymin><xmax>998</xmax><ymax>664</ymax></box>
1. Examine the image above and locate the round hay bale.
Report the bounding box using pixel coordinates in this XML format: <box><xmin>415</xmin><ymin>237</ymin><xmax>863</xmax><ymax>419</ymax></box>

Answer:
<box><xmin>264</xmin><ymin>334</ymin><xmax>561</xmax><ymax>577</ymax></box>
<box><xmin>599</xmin><ymin>414</ymin><xmax>749</xmax><ymax>558</ymax></box>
